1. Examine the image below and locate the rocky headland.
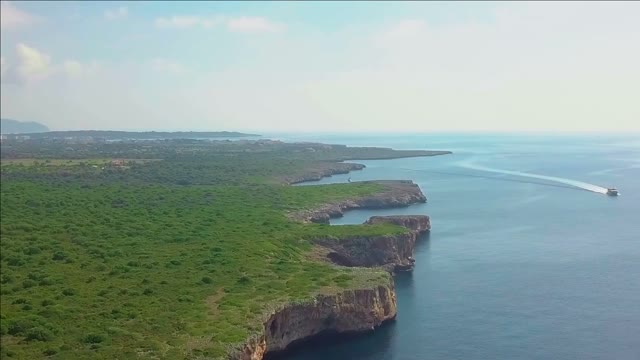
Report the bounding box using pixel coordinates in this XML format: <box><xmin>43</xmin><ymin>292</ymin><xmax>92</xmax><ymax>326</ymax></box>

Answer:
<box><xmin>230</xmin><ymin>170</ymin><xmax>433</xmax><ymax>359</ymax></box>
<box><xmin>289</xmin><ymin>180</ymin><xmax>426</xmax><ymax>223</ymax></box>
<box><xmin>229</xmin><ymin>280</ymin><xmax>397</xmax><ymax>360</ymax></box>
<box><xmin>230</xmin><ymin>214</ymin><xmax>430</xmax><ymax>359</ymax></box>
<box><xmin>284</xmin><ymin>162</ymin><xmax>366</xmax><ymax>185</ymax></box>
<box><xmin>316</xmin><ymin>215</ymin><xmax>431</xmax><ymax>272</ymax></box>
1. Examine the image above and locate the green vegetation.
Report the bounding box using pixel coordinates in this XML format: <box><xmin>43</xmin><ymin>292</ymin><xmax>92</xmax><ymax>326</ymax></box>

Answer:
<box><xmin>14</xmin><ymin>130</ymin><xmax>259</xmax><ymax>140</ymax></box>
<box><xmin>0</xmin><ymin>139</ymin><xmax>435</xmax><ymax>359</ymax></box>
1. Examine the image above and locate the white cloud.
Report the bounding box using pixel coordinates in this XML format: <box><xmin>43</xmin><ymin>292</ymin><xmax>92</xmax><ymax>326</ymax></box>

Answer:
<box><xmin>150</xmin><ymin>58</ymin><xmax>185</xmax><ymax>74</ymax></box>
<box><xmin>154</xmin><ymin>15</ymin><xmax>285</xmax><ymax>33</ymax></box>
<box><xmin>154</xmin><ymin>16</ymin><xmax>221</xmax><ymax>29</ymax></box>
<box><xmin>2</xmin><ymin>3</ymin><xmax>638</xmax><ymax>132</ymax></box>
<box><xmin>16</xmin><ymin>43</ymin><xmax>51</xmax><ymax>81</ymax></box>
<box><xmin>226</xmin><ymin>16</ymin><xmax>285</xmax><ymax>33</ymax></box>
<box><xmin>63</xmin><ymin>60</ymin><xmax>100</xmax><ymax>78</ymax></box>
<box><xmin>104</xmin><ymin>6</ymin><xmax>128</xmax><ymax>21</ymax></box>
<box><xmin>0</xmin><ymin>1</ymin><xmax>39</xmax><ymax>29</ymax></box>
<box><xmin>1</xmin><ymin>44</ymin><xmax>100</xmax><ymax>84</ymax></box>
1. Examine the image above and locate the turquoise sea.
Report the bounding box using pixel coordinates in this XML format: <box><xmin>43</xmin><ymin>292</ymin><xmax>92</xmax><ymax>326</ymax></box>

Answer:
<box><xmin>272</xmin><ymin>133</ymin><xmax>640</xmax><ymax>360</ymax></box>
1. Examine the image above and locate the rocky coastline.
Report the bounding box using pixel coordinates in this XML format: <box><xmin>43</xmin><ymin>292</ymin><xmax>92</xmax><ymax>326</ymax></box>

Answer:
<box><xmin>229</xmin><ymin>280</ymin><xmax>397</xmax><ymax>360</ymax></box>
<box><xmin>284</xmin><ymin>162</ymin><xmax>366</xmax><ymax>185</ymax></box>
<box><xmin>317</xmin><ymin>215</ymin><xmax>430</xmax><ymax>272</ymax></box>
<box><xmin>289</xmin><ymin>180</ymin><xmax>427</xmax><ymax>223</ymax></box>
<box><xmin>230</xmin><ymin>177</ymin><xmax>431</xmax><ymax>359</ymax></box>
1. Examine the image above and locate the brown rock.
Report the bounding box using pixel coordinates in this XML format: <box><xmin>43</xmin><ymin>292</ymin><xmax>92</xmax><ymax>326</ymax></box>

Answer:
<box><xmin>317</xmin><ymin>215</ymin><xmax>430</xmax><ymax>272</ymax></box>
<box><xmin>228</xmin><ymin>281</ymin><xmax>397</xmax><ymax>360</ymax></box>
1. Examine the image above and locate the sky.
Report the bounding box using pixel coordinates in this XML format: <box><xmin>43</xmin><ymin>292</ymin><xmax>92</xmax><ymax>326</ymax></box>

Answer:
<box><xmin>1</xmin><ymin>1</ymin><xmax>639</xmax><ymax>132</ymax></box>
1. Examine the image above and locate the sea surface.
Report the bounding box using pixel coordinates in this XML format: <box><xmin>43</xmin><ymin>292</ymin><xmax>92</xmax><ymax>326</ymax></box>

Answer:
<box><xmin>271</xmin><ymin>133</ymin><xmax>640</xmax><ymax>360</ymax></box>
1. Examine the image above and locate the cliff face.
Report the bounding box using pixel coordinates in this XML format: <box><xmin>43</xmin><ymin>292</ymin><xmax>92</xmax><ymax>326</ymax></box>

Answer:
<box><xmin>230</xmin><ymin>188</ymin><xmax>430</xmax><ymax>359</ymax></box>
<box><xmin>290</xmin><ymin>180</ymin><xmax>427</xmax><ymax>223</ymax></box>
<box><xmin>316</xmin><ymin>215</ymin><xmax>431</xmax><ymax>272</ymax></box>
<box><xmin>317</xmin><ymin>233</ymin><xmax>417</xmax><ymax>271</ymax></box>
<box><xmin>228</xmin><ymin>282</ymin><xmax>397</xmax><ymax>360</ymax></box>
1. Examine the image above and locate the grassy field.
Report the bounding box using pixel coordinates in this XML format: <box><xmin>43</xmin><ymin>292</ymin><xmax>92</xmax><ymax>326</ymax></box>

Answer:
<box><xmin>0</xmin><ymin>140</ymin><xmax>438</xmax><ymax>359</ymax></box>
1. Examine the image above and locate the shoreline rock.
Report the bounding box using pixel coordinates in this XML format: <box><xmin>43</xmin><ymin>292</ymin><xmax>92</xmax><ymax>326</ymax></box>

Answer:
<box><xmin>284</xmin><ymin>162</ymin><xmax>366</xmax><ymax>185</ymax></box>
<box><xmin>228</xmin><ymin>280</ymin><xmax>397</xmax><ymax>360</ymax></box>
<box><xmin>289</xmin><ymin>180</ymin><xmax>427</xmax><ymax>223</ymax></box>
<box><xmin>230</xmin><ymin>181</ymin><xmax>431</xmax><ymax>360</ymax></box>
<box><xmin>229</xmin><ymin>215</ymin><xmax>430</xmax><ymax>360</ymax></box>
<box><xmin>317</xmin><ymin>215</ymin><xmax>431</xmax><ymax>272</ymax></box>
<box><xmin>284</xmin><ymin>149</ymin><xmax>452</xmax><ymax>185</ymax></box>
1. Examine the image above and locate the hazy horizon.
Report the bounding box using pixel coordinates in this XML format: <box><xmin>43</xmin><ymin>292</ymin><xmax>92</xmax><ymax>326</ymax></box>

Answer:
<box><xmin>2</xmin><ymin>1</ymin><xmax>639</xmax><ymax>132</ymax></box>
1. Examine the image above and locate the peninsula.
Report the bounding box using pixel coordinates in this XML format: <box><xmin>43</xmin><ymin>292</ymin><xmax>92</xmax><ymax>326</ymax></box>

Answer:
<box><xmin>0</xmin><ymin>138</ymin><xmax>449</xmax><ymax>359</ymax></box>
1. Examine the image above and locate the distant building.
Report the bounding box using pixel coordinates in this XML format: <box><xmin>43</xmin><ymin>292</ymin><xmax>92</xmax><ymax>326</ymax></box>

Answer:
<box><xmin>110</xmin><ymin>159</ymin><xmax>125</xmax><ymax>167</ymax></box>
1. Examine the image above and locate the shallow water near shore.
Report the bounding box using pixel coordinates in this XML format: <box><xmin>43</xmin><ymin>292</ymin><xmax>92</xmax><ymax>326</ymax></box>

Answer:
<box><xmin>274</xmin><ymin>133</ymin><xmax>640</xmax><ymax>360</ymax></box>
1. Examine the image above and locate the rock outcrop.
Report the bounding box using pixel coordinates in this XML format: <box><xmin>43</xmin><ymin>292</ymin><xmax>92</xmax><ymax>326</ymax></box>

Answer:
<box><xmin>364</xmin><ymin>215</ymin><xmax>431</xmax><ymax>232</ymax></box>
<box><xmin>230</xmin><ymin>186</ymin><xmax>430</xmax><ymax>359</ymax></box>
<box><xmin>316</xmin><ymin>215</ymin><xmax>431</xmax><ymax>272</ymax></box>
<box><xmin>228</xmin><ymin>281</ymin><xmax>397</xmax><ymax>360</ymax></box>
<box><xmin>284</xmin><ymin>162</ymin><xmax>366</xmax><ymax>185</ymax></box>
<box><xmin>290</xmin><ymin>180</ymin><xmax>427</xmax><ymax>223</ymax></box>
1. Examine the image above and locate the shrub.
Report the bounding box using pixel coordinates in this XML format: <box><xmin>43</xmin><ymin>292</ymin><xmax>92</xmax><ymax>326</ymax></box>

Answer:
<box><xmin>22</xmin><ymin>280</ymin><xmax>37</xmax><ymax>289</ymax></box>
<box><xmin>61</xmin><ymin>288</ymin><xmax>76</xmax><ymax>296</ymax></box>
<box><xmin>25</xmin><ymin>327</ymin><xmax>54</xmax><ymax>342</ymax></box>
<box><xmin>201</xmin><ymin>276</ymin><xmax>213</xmax><ymax>284</ymax></box>
<box><xmin>24</xmin><ymin>247</ymin><xmax>42</xmax><ymax>255</ymax></box>
<box><xmin>43</xmin><ymin>348</ymin><xmax>57</xmax><ymax>356</ymax></box>
<box><xmin>6</xmin><ymin>256</ymin><xmax>25</xmax><ymax>266</ymax></box>
<box><xmin>39</xmin><ymin>278</ymin><xmax>54</xmax><ymax>286</ymax></box>
<box><xmin>82</xmin><ymin>333</ymin><xmax>105</xmax><ymax>344</ymax></box>
<box><xmin>7</xmin><ymin>319</ymin><xmax>35</xmax><ymax>336</ymax></box>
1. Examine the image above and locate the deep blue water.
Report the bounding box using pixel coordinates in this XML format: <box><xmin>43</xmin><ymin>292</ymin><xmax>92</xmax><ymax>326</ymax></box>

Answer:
<box><xmin>274</xmin><ymin>133</ymin><xmax>640</xmax><ymax>360</ymax></box>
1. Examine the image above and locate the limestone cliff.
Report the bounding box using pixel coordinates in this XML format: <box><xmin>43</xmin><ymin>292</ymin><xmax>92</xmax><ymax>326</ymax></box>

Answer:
<box><xmin>230</xmin><ymin>190</ymin><xmax>430</xmax><ymax>359</ymax></box>
<box><xmin>228</xmin><ymin>281</ymin><xmax>397</xmax><ymax>360</ymax></box>
<box><xmin>290</xmin><ymin>180</ymin><xmax>427</xmax><ymax>223</ymax></box>
<box><xmin>316</xmin><ymin>215</ymin><xmax>431</xmax><ymax>272</ymax></box>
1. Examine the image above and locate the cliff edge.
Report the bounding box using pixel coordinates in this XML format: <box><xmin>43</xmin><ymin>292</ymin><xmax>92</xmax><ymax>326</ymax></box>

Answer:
<box><xmin>230</xmin><ymin>184</ymin><xmax>430</xmax><ymax>359</ymax></box>
<box><xmin>289</xmin><ymin>180</ymin><xmax>426</xmax><ymax>223</ymax></box>
<box><xmin>228</xmin><ymin>280</ymin><xmax>397</xmax><ymax>360</ymax></box>
<box><xmin>317</xmin><ymin>215</ymin><xmax>431</xmax><ymax>272</ymax></box>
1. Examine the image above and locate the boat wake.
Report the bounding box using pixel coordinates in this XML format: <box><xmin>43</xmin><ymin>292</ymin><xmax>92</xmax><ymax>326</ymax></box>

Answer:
<box><xmin>458</xmin><ymin>161</ymin><xmax>609</xmax><ymax>194</ymax></box>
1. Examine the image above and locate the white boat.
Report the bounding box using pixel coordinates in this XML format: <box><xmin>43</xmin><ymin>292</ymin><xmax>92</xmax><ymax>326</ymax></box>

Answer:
<box><xmin>606</xmin><ymin>188</ymin><xmax>619</xmax><ymax>196</ymax></box>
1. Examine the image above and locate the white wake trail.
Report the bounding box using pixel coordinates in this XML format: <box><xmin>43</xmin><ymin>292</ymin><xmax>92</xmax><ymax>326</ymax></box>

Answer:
<box><xmin>458</xmin><ymin>161</ymin><xmax>609</xmax><ymax>194</ymax></box>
